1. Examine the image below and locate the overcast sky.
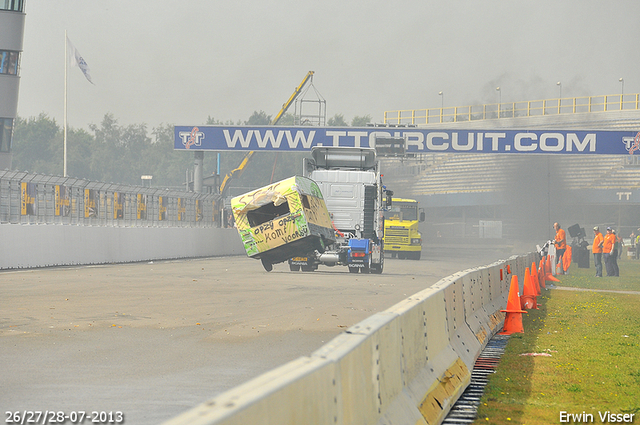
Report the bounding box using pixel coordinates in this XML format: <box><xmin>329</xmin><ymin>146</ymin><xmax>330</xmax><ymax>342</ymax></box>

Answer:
<box><xmin>16</xmin><ymin>0</ymin><xmax>640</xmax><ymax>130</ymax></box>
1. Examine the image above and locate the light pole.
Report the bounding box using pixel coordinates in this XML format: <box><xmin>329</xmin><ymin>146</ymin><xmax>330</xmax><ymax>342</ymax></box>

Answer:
<box><xmin>557</xmin><ymin>82</ymin><xmax>562</xmax><ymax>113</ymax></box>
<box><xmin>496</xmin><ymin>87</ymin><xmax>501</xmax><ymax>117</ymax></box>
<box><xmin>619</xmin><ymin>78</ymin><xmax>624</xmax><ymax>110</ymax></box>
<box><xmin>438</xmin><ymin>91</ymin><xmax>444</xmax><ymax>123</ymax></box>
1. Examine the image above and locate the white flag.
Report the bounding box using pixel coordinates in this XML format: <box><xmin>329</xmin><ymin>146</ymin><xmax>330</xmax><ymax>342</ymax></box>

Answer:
<box><xmin>66</xmin><ymin>36</ymin><xmax>94</xmax><ymax>84</ymax></box>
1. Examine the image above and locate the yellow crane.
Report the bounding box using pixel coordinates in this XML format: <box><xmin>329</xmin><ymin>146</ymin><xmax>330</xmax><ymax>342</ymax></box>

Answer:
<box><xmin>218</xmin><ymin>71</ymin><xmax>315</xmax><ymax>198</ymax></box>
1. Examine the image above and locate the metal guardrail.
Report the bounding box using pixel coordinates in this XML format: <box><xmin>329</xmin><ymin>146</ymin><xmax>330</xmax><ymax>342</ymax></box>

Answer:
<box><xmin>384</xmin><ymin>93</ymin><xmax>640</xmax><ymax>125</ymax></box>
<box><xmin>0</xmin><ymin>170</ymin><xmax>221</xmax><ymax>227</ymax></box>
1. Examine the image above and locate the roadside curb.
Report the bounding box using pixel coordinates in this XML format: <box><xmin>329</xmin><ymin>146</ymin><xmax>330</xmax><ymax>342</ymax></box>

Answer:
<box><xmin>552</xmin><ymin>286</ymin><xmax>640</xmax><ymax>296</ymax></box>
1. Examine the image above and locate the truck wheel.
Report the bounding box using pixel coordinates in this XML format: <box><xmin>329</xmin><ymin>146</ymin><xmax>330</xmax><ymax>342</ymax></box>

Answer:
<box><xmin>261</xmin><ymin>258</ymin><xmax>273</xmax><ymax>272</ymax></box>
<box><xmin>301</xmin><ymin>264</ymin><xmax>314</xmax><ymax>272</ymax></box>
<box><xmin>391</xmin><ymin>252</ymin><xmax>397</xmax><ymax>259</ymax></box>
<box><xmin>412</xmin><ymin>252</ymin><xmax>422</xmax><ymax>260</ymax></box>
<box><xmin>360</xmin><ymin>265</ymin><xmax>370</xmax><ymax>274</ymax></box>
<box><xmin>348</xmin><ymin>266</ymin><xmax>359</xmax><ymax>273</ymax></box>
<box><xmin>371</xmin><ymin>256</ymin><xmax>384</xmax><ymax>274</ymax></box>
<box><xmin>289</xmin><ymin>264</ymin><xmax>301</xmax><ymax>271</ymax></box>
<box><xmin>371</xmin><ymin>264</ymin><xmax>383</xmax><ymax>274</ymax></box>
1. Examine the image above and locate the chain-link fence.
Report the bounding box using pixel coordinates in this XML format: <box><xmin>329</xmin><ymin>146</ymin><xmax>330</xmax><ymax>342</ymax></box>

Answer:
<box><xmin>0</xmin><ymin>170</ymin><xmax>222</xmax><ymax>227</ymax></box>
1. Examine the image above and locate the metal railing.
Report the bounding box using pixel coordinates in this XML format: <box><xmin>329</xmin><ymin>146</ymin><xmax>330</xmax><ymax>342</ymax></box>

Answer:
<box><xmin>384</xmin><ymin>93</ymin><xmax>640</xmax><ymax>125</ymax></box>
<box><xmin>0</xmin><ymin>170</ymin><xmax>222</xmax><ymax>227</ymax></box>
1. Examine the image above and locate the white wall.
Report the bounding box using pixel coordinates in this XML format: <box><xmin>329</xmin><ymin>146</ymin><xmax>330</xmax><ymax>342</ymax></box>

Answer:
<box><xmin>0</xmin><ymin>224</ymin><xmax>244</xmax><ymax>269</ymax></box>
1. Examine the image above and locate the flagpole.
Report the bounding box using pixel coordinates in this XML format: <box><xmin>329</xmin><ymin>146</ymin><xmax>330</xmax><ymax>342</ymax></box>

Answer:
<box><xmin>63</xmin><ymin>30</ymin><xmax>68</xmax><ymax>177</ymax></box>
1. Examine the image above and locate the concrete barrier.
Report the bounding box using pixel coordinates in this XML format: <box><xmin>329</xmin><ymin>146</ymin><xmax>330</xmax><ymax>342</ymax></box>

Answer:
<box><xmin>0</xmin><ymin>224</ymin><xmax>244</xmax><ymax>269</ymax></box>
<box><xmin>163</xmin><ymin>253</ymin><xmax>538</xmax><ymax>425</ymax></box>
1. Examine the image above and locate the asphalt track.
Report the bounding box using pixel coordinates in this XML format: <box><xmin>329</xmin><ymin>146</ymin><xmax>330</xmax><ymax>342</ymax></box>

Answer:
<box><xmin>1</xmin><ymin>249</ymin><xmax>514</xmax><ymax>424</ymax></box>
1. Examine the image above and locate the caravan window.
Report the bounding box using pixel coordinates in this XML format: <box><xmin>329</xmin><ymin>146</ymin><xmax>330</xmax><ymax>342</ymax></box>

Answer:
<box><xmin>246</xmin><ymin>201</ymin><xmax>290</xmax><ymax>227</ymax></box>
<box><xmin>301</xmin><ymin>194</ymin><xmax>311</xmax><ymax>209</ymax></box>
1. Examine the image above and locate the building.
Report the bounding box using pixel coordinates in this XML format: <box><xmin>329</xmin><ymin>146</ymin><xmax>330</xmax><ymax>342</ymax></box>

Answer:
<box><xmin>0</xmin><ymin>0</ymin><xmax>26</xmax><ymax>170</ymax></box>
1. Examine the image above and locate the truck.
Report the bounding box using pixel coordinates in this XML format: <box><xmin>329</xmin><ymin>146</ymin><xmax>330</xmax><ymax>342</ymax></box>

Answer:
<box><xmin>231</xmin><ymin>175</ymin><xmax>335</xmax><ymax>272</ymax></box>
<box><xmin>288</xmin><ymin>146</ymin><xmax>392</xmax><ymax>274</ymax></box>
<box><xmin>383</xmin><ymin>198</ymin><xmax>425</xmax><ymax>260</ymax></box>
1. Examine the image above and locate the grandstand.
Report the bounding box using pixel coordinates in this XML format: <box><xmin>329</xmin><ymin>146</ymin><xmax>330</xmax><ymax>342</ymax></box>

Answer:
<box><xmin>383</xmin><ymin>154</ymin><xmax>640</xmax><ymax>195</ymax></box>
<box><xmin>380</xmin><ymin>105</ymin><xmax>640</xmax><ymax>242</ymax></box>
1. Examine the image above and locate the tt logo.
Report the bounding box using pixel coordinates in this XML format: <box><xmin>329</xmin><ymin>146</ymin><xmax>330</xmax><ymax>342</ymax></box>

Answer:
<box><xmin>616</xmin><ymin>192</ymin><xmax>632</xmax><ymax>201</ymax></box>
<box><xmin>179</xmin><ymin>127</ymin><xmax>205</xmax><ymax>149</ymax></box>
<box><xmin>622</xmin><ymin>131</ymin><xmax>640</xmax><ymax>155</ymax></box>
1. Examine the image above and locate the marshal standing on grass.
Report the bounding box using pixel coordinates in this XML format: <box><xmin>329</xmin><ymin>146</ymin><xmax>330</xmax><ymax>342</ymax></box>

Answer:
<box><xmin>603</xmin><ymin>227</ymin><xmax>617</xmax><ymax>277</ymax></box>
<box><xmin>592</xmin><ymin>226</ymin><xmax>604</xmax><ymax>277</ymax></box>
<box><xmin>553</xmin><ymin>222</ymin><xmax>567</xmax><ymax>274</ymax></box>
<box><xmin>611</xmin><ymin>230</ymin><xmax>620</xmax><ymax>276</ymax></box>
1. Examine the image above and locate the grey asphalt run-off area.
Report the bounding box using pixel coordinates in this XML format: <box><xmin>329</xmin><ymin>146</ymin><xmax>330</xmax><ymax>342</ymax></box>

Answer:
<box><xmin>2</xmin><ymin>248</ymin><xmax>516</xmax><ymax>424</ymax></box>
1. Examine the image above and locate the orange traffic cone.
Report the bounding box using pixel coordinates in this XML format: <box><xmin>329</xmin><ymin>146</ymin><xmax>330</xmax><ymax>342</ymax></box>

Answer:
<box><xmin>545</xmin><ymin>255</ymin><xmax>560</xmax><ymax>282</ymax></box>
<box><xmin>500</xmin><ymin>275</ymin><xmax>528</xmax><ymax>335</ymax></box>
<box><xmin>532</xmin><ymin>263</ymin><xmax>543</xmax><ymax>307</ymax></box>
<box><xmin>531</xmin><ymin>261</ymin><xmax>541</xmax><ymax>296</ymax></box>
<box><xmin>521</xmin><ymin>267</ymin><xmax>538</xmax><ymax>310</ymax></box>
<box><xmin>538</xmin><ymin>259</ymin><xmax>547</xmax><ymax>289</ymax></box>
<box><xmin>546</xmin><ymin>255</ymin><xmax>551</xmax><ymax>273</ymax></box>
<box><xmin>546</xmin><ymin>271</ymin><xmax>560</xmax><ymax>282</ymax></box>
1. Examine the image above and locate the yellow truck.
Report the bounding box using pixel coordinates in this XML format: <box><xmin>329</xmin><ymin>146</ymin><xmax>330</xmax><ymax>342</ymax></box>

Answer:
<box><xmin>383</xmin><ymin>198</ymin><xmax>425</xmax><ymax>260</ymax></box>
<box><xmin>231</xmin><ymin>175</ymin><xmax>335</xmax><ymax>271</ymax></box>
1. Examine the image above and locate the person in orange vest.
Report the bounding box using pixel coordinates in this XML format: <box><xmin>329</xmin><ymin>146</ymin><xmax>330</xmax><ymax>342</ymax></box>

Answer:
<box><xmin>603</xmin><ymin>227</ymin><xmax>616</xmax><ymax>277</ymax></box>
<box><xmin>592</xmin><ymin>226</ymin><xmax>604</xmax><ymax>277</ymax></box>
<box><xmin>553</xmin><ymin>222</ymin><xmax>567</xmax><ymax>274</ymax></box>
<box><xmin>611</xmin><ymin>230</ymin><xmax>620</xmax><ymax>276</ymax></box>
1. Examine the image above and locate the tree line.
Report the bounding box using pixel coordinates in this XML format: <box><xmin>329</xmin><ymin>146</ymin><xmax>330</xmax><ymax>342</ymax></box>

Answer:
<box><xmin>11</xmin><ymin>112</ymin><xmax>372</xmax><ymax>192</ymax></box>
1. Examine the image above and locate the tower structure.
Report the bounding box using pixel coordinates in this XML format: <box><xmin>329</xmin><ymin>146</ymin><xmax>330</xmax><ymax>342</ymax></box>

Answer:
<box><xmin>0</xmin><ymin>0</ymin><xmax>26</xmax><ymax>169</ymax></box>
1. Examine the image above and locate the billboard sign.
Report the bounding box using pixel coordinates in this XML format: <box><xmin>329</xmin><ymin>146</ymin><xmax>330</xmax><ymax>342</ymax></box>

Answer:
<box><xmin>84</xmin><ymin>189</ymin><xmax>98</xmax><ymax>218</ymax></box>
<box><xmin>113</xmin><ymin>192</ymin><xmax>124</xmax><ymax>219</ymax></box>
<box><xmin>159</xmin><ymin>196</ymin><xmax>167</xmax><ymax>221</ymax></box>
<box><xmin>55</xmin><ymin>185</ymin><xmax>71</xmax><ymax>217</ymax></box>
<box><xmin>174</xmin><ymin>125</ymin><xmax>640</xmax><ymax>155</ymax></box>
<box><xmin>137</xmin><ymin>194</ymin><xmax>147</xmax><ymax>220</ymax></box>
<box><xmin>21</xmin><ymin>182</ymin><xmax>37</xmax><ymax>216</ymax></box>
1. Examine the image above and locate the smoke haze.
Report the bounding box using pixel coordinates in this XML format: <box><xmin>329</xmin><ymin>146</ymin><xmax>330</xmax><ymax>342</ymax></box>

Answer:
<box><xmin>16</xmin><ymin>1</ymin><xmax>640</xmax><ymax>129</ymax></box>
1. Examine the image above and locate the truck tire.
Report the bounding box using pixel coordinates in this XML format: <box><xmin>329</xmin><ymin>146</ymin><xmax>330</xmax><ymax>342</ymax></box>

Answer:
<box><xmin>289</xmin><ymin>263</ymin><xmax>301</xmax><ymax>271</ymax></box>
<box><xmin>370</xmin><ymin>264</ymin><xmax>383</xmax><ymax>274</ymax></box>
<box><xmin>301</xmin><ymin>264</ymin><xmax>315</xmax><ymax>272</ymax></box>
<box><xmin>348</xmin><ymin>266</ymin><xmax>359</xmax><ymax>273</ymax></box>
<box><xmin>261</xmin><ymin>258</ymin><xmax>273</xmax><ymax>272</ymax></box>
<box><xmin>411</xmin><ymin>251</ymin><xmax>421</xmax><ymax>260</ymax></box>
<box><xmin>370</xmin><ymin>256</ymin><xmax>384</xmax><ymax>274</ymax></box>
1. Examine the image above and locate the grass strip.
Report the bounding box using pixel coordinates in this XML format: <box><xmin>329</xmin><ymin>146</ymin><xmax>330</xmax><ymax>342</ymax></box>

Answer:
<box><xmin>473</xmin><ymin>259</ymin><xmax>640</xmax><ymax>424</ymax></box>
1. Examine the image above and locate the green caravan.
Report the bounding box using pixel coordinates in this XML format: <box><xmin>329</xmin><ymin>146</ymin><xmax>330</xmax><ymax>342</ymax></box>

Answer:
<box><xmin>231</xmin><ymin>176</ymin><xmax>335</xmax><ymax>272</ymax></box>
